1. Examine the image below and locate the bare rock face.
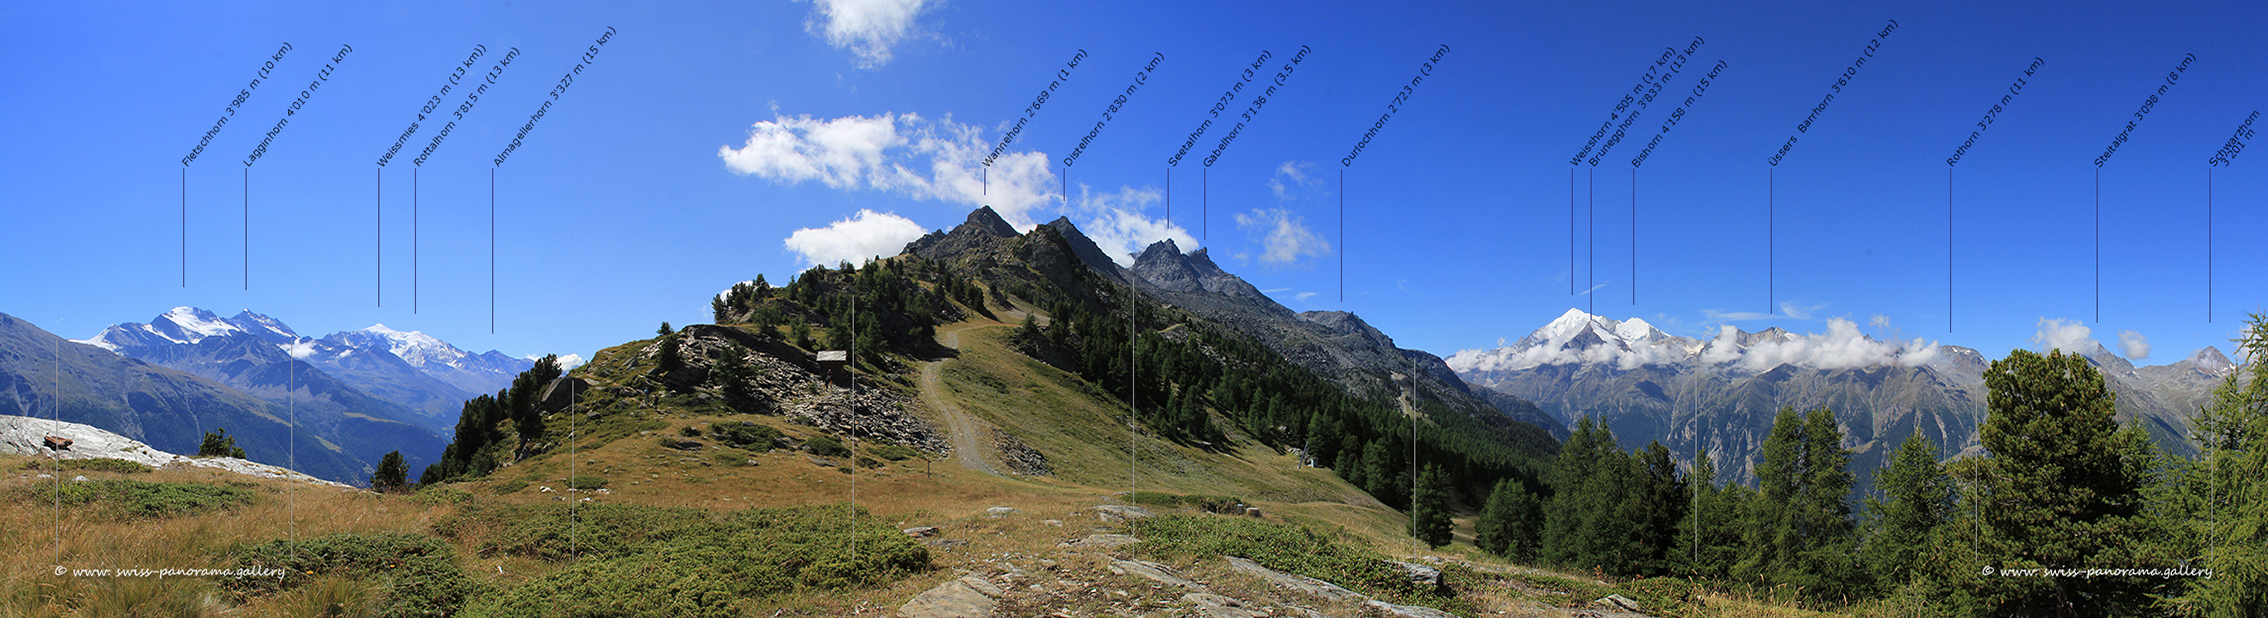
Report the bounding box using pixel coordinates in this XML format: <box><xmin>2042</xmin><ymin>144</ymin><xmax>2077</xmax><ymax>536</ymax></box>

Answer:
<box><xmin>0</xmin><ymin>415</ymin><xmax>345</xmax><ymax>488</ymax></box>
<box><xmin>1095</xmin><ymin>504</ymin><xmax>1154</xmax><ymax>522</ymax></box>
<box><xmin>897</xmin><ymin>575</ymin><xmax>1004</xmax><ymax>618</ymax></box>
<box><xmin>651</xmin><ymin>325</ymin><xmax>948</xmax><ymax>456</ymax></box>
<box><xmin>1109</xmin><ymin>559</ymin><xmax>1203</xmax><ymax>590</ymax></box>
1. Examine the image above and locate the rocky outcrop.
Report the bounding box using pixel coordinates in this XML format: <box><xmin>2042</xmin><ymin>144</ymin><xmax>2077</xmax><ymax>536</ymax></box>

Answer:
<box><xmin>0</xmin><ymin>415</ymin><xmax>347</xmax><ymax>488</ymax></box>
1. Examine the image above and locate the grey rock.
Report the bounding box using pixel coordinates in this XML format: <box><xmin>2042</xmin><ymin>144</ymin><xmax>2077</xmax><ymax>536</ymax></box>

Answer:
<box><xmin>903</xmin><ymin>526</ymin><xmax>939</xmax><ymax>538</ymax></box>
<box><xmin>985</xmin><ymin>506</ymin><xmax>1016</xmax><ymax>517</ymax></box>
<box><xmin>897</xmin><ymin>575</ymin><xmax>1003</xmax><ymax>618</ymax></box>
<box><xmin>1058</xmin><ymin>533</ymin><xmax>1141</xmax><ymax>549</ymax></box>
<box><xmin>1390</xmin><ymin>560</ymin><xmax>1443</xmax><ymax>589</ymax></box>
<box><xmin>806</xmin><ymin>455</ymin><xmax>837</xmax><ymax>467</ymax></box>
<box><xmin>1594</xmin><ymin>594</ymin><xmax>1643</xmax><ymax>612</ymax></box>
<box><xmin>1223</xmin><ymin>556</ymin><xmax>1362</xmax><ymax>603</ymax></box>
<box><xmin>1358</xmin><ymin>599</ymin><xmax>1460</xmax><ymax>618</ymax></box>
<box><xmin>1110</xmin><ymin>559</ymin><xmax>1203</xmax><ymax>590</ymax></box>
<box><xmin>1096</xmin><ymin>504</ymin><xmax>1154</xmax><ymax>521</ymax></box>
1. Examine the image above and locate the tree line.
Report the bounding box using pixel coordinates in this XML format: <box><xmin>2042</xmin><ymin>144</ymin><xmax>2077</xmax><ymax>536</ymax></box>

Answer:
<box><xmin>1465</xmin><ymin>313</ymin><xmax>2268</xmax><ymax>616</ymax></box>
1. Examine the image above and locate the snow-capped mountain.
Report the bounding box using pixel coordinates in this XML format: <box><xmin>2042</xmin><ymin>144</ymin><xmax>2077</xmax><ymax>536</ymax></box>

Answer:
<box><xmin>1448</xmin><ymin>309</ymin><xmax>2235</xmax><ymax>490</ymax></box>
<box><xmin>1446</xmin><ymin>308</ymin><xmax>1940</xmax><ymax>375</ymax></box>
<box><xmin>79</xmin><ymin>309</ymin><xmax>567</xmax><ymax>432</ymax></box>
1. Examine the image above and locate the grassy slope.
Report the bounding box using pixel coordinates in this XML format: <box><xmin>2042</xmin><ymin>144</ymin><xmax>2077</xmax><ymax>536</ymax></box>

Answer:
<box><xmin>0</xmin><ymin>295</ymin><xmax>1839</xmax><ymax>618</ymax></box>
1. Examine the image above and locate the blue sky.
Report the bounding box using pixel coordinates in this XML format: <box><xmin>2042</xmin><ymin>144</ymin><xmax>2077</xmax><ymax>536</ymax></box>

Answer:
<box><xmin>3</xmin><ymin>0</ymin><xmax>2265</xmax><ymax>368</ymax></box>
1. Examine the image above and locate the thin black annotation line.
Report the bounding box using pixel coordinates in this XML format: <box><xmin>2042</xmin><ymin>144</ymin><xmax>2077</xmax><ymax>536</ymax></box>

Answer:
<box><xmin>2206</xmin><ymin>111</ymin><xmax>2256</xmax><ymax>322</ymax></box>
<box><xmin>2092</xmin><ymin>53</ymin><xmax>2194</xmax><ymax>322</ymax></box>
<box><xmin>1944</xmin><ymin>57</ymin><xmax>2042</xmax><ymax>330</ymax></box>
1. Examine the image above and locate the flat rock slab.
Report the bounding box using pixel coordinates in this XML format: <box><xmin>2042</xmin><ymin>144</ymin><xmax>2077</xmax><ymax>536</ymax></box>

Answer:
<box><xmin>985</xmin><ymin>506</ymin><xmax>1017</xmax><ymax>517</ymax></box>
<box><xmin>1110</xmin><ymin>559</ymin><xmax>1204</xmax><ymax>590</ymax></box>
<box><xmin>898</xmin><ymin>575</ymin><xmax>1004</xmax><ymax>618</ymax></box>
<box><xmin>1359</xmin><ymin>599</ymin><xmax>1461</xmax><ymax>618</ymax></box>
<box><xmin>1096</xmin><ymin>504</ymin><xmax>1154</xmax><ymax>521</ymax></box>
<box><xmin>1223</xmin><ymin>556</ymin><xmax>1364</xmax><ymax>603</ymax></box>
<box><xmin>1058</xmin><ymin>533</ymin><xmax>1141</xmax><ymax>549</ymax></box>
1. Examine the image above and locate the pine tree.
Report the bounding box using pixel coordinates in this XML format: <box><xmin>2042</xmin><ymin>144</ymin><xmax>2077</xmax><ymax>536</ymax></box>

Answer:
<box><xmin>654</xmin><ymin>333</ymin><xmax>683</xmax><ymax>378</ymax></box>
<box><xmin>371</xmin><ymin>450</ymin><xmax>409</xmax><ymax>492</ymax></box>
<box><xmin>710</xmin><ymin>295</ymin><xmax>731</xmax><ymax>324</ymax></box>
<box><xmin>1863</xmin><ymin>432</ymin><xmax>1954</xmax><ymax>592</ymax></box>
<box><xmin>1632</xmin><ymin>441</ymin><xmax>1689</xmax><ymax>575</ymax></box>
<box><xmin>2181</xmin><ymin>312</ymin><xmax>2268</xmax><ymax>613</ymax></box>
<box><xmin>1413</xmin><ymin>464</ymin><xmax>1455</xmax><ymax>548</ymax></box>
<box><xmin>1478</xmin><ymin>478</ymin><xmax>1542</xmax><ymax>561</ymax></box>
<box><xmin>197</xmin><ymin>428</ymin><xmax>246</xmax><ymax>458</ymax></box>
<box><xmin>1541</xmin><ymin>417</ymin><xmax>1599</xmax><ymax>566</ymax></box>
<box><xmin>1363</xmin><ymin>438</ymin><xmax>1406</xmax><ymax>509</ymax></box>
<box><xmin>1678</xmin><ymin>448</ymin><xmax>1743</xmax><ymax>579</ymax></box>
<box><xmin>1736</xmin><ymin>407</ymin><xmax>1861</xmax><ymax>598</ymax></box>
<box><xmin>1977</xmin><ymin>348</ymin><xmax>2158</xmax><ymax>615</ymax></box>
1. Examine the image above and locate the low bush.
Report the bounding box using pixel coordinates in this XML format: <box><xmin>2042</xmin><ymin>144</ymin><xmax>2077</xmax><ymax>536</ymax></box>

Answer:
<box><xmin>448</xmin><ymin>503</ymin><xmax>930</xmax><ymax>618</ymax></box>
<box><xmin>1128</xmin><ymin>514</ymin><xmax>1470</xmax><ymax>614</ymax></box>
<box><xmin>225</xmin><ymin>531</ymin><xmax>485</xmax><ymax>618</ymax></box>
<box><xmin>709</xmin><ymin>422</ymin><xmax>783</xmax><ymax>450</ymax></box>
<box><xmin>26</xmin><ymin>479</ymin><xmax>257</xmax><ymax>519</ymax></box>
<box><xmin>20</xmin><ymin>458</ymin><xmax>150</xmax><ymax>474</ymax></box>
<box><xmin>803</xmin><ymin>435</ymin><xmax>850</xmax><ymax>458</ymax></box>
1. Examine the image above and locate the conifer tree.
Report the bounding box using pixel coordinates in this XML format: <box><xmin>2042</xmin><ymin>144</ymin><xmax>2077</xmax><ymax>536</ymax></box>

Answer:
<box><xmin>1413</xmin><ymin>464</ymin><xmax>1455</xmax><ymax>548</ymax></box>
<box><xmin>371</xmin><ymin>450</ymin><xmax>409</xmax><ymax>492</ymax></box>
<box><xmin>1478</xmin><ymin>478</ymin><xmax>1543</xmax><ymax>561</ymax></box>
<box><xmin>2182</xmin><ymin>312</ymin><xmax>2268</xmax><ymax>613</ymax></box>
<box><xmin>1736</xmin><ymin>407</ymin><xmax>1860</xmax><ymax>598</ymax></box>
<box><xmin>1677</xmin><ymin>448</ymin><xmax>1743</xmax><ymax>579</ymax></box>
<box><xmin>1977</xmin><ymin>348</ymin><xmax>2157</xmax><ymax>615</ymax></box>
<box><xmin>1863</xmin><ymin>432</ymin><xmax>1954</xmax><ymax>592</ymax></box>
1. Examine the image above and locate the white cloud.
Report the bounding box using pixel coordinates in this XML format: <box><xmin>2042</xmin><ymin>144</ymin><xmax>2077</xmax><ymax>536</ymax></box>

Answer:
<box><xmin>2031</xmin><ymin>318</ymin><xmax>2102</xmax><ymax>356</ymax></box>
<box><xmin>782</xmin><ymin>209</ymin><xmax>928</xmax><ymax>266</ymax></box>
<box><xmin>1869</xmin><ymin>315</ymin><xmax>1891</xmax><ymax>329</ymax></box>
<box><xmin>1736</xmin><ymin>317</ymin><xmax>1941</xmax><ymax>372</ymax></box>
<box><xmin>1068</xmin><ymin>185</ymin><xmax>1197</xmax><ymax>267</ymax></box>
<box><xmin>1295</xmin><ymin>292</ymin><xmax>1319</xmax><ymax>302</ymax></box>
<box><xmin>1575</xmin><ymin>282</ymin><xmax>1608</xmax><ymax>296</ymax></box>
<box><xmin>1267</xmin><ymin>161</ymin><xmax>1323</xmax><ymax>201</ymax></box>
<box><xmin>720</xmin><ymin>111</ymin><xmax>1059</xmax><ymax>228</ymax></box>
<box><xmin>2118</xmin><ymin>330</ymin><xmax>2151</xmax><ymax>360</ymax></box>
<box><xmin>802</xmin><ymin>0</ymin><xmax>933</xmax><ymax>68</ymax></box>
<box><xmin>1233</xmin><ymin>208</ymin><xmax>1330</xmax><ymax>266</ymax></box>
<box><xmin>1780</xmin><ymin>300</ymin><xmax>1827</xmax><ymax>320</ymax></box>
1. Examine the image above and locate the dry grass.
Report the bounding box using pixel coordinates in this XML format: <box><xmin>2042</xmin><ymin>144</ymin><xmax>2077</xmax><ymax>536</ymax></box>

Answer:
<box><xmin>0</xmin><ymin>453</ymin><xmax>448</xmax><ymax>617</ymax></box>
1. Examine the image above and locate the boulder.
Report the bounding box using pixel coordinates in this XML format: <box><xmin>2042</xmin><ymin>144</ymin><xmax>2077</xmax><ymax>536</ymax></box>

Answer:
<box><xmin>1244</xmin><ymin>507</ymin><xmax>1263</xmax><ymax>518</ymax></box>
<box><xmin>897</xmin><ymin>575</ymin><xmax>1003</xmax><ymax>618</ymax></box>
<box><xmin>1592</xmin><ymin>594</ymin><xmax>1643</xmax><ymax>612</ymax></box>
<box><xmin>42</xmin><ymin>436</ymin><xmax>71</xmax><ymax>451</ymax></box>
<box><xmin>903</xmin><ymin>526</ymin><xmax>939</xmax><ymax>538</ymax></box>
<box><xmin>536</xmin><ymin>377</ymin><xmax>592</xmax><ymax>414</ymax></box>
<box><xmin>985</xmin><ymin>506</ymin><xmax>1017</xmax><ymax>517</ymax></box>
<box><xmin>1389</xmin><ymin>561</ymin><xmax>1443</xmax><ymax>589</ymax></box>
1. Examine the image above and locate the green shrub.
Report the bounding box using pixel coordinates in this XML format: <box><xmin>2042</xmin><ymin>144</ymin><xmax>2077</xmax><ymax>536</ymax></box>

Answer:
<box><xmin>490</xmin><ymin>478</ymin><xmax>529</xmax><ymax>495</ymax></box>
<box><xmin>567</xmin><ymin>475</ymin><xmax>607</xmax><ymax>490</ymax></box>
<box><xmin>1129</xmin><ymin>514</ymin><xmax>1470</xmax><ymax>613</ymax></box>
<box><xmin>21</xmin><ymin>458</ymin><xmax>151</xmax><ymax>474</ymax></box>
<box><xmin>804</xmin><ymin>435</ymin><xmax>850</xmax><ymax>458</ymax></box>
<box><xmin>458</xmin><ymin>504</ymin><xmax>928</xmax><ymax>618</ymax></box>
<box><xmin>867</xmin><ymin>444</ymin><xmax>920</xmax><ymax>461</ymax></box>
<box><xmin>712</xmin><ymin>451</ymin><xmax>756</xmax><ymax>467</ymax></box>
<box><xmin>678</xmin><ymin>425</ymin><xmax>703</xmax><ymax>438</ymax></box>
<box><xmin>224</xmin><ymin>531</ymin><xmax>485</xmax><ymax>618</ymax></box>
<box><xmin>35</xmin><ymin>479</ymin><xmax>257</xmax><ymax>519</ymax></box>
<box><xmin>710</xmin><ymin>422</ymin><xmax>783</xmax><ymax>450</ymax></box>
